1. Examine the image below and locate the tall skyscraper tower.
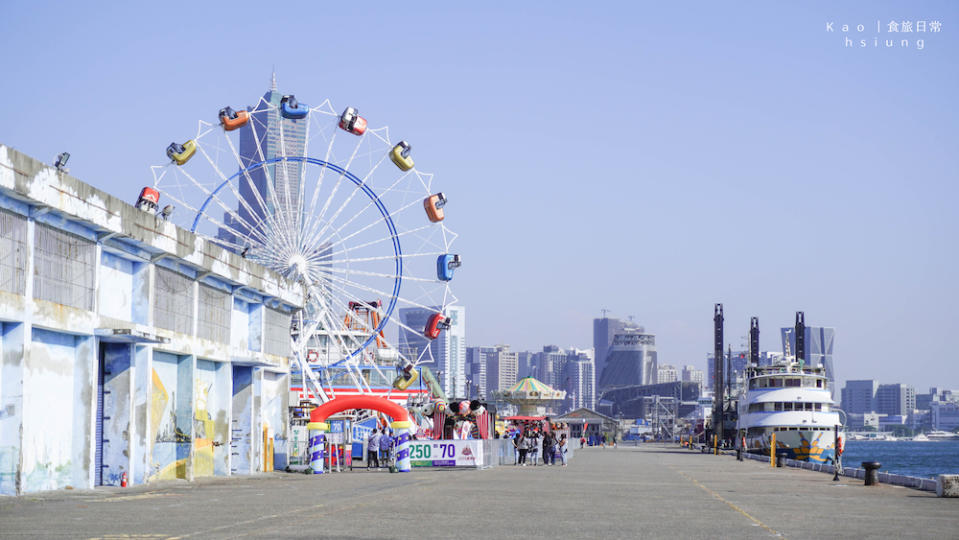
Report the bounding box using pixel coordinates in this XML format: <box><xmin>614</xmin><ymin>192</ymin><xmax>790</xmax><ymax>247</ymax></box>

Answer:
<box><xmin>399</xmin><ymin>306</ymin><xmax>466</xmax><ymax>398</ymax></box>
<box><xmin>234</xmin><ymin>73</ymin><xmax>308</xmax><ymax>242</ymax></box>
<box><xmin>598</xmin><ymin>329</ymin><xmax>657</xmax><ymax>391</ymax></box>
<box><xmin>593</xmin><ymin>316</ymin><xmax>642</xmax><ymax>383</ymax></box>
<box><xmin>781</xmin><ymin>326</ymin><xmax>836</xmax><ymax>398</ymax></box>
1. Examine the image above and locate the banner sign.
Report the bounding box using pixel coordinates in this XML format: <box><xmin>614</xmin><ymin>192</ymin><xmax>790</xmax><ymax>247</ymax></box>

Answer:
<box><xmin>409</xmin><ymin>440</ymin><xmax>483</xmax><ymax>468</ymax></box>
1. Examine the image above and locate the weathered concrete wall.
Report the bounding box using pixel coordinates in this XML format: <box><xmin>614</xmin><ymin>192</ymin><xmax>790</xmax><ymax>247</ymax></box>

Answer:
<box><xmin>230</xmin><ymin>365</ymin><xmax>254</xmax><ymax>475</ymax></box>
<box><xmin>98</xmin><ymin>252</ymin><xmax>135</xmax><ymax>321</ymax></box>
<box><xmin>0</xmin><ymin>322</ymin><xmax>24</xmax><ymax>494</ymax></box>
<box><xmin>0</xmin><ymin>143</ymin><xmax>305</xmax><ymax>494</ymax></box>
<box><xmin>0</xmin><ymin>144</ymin><xmax>302</xmax><ymax>307</ymax></box>
<box><xmin>101</xmin><ymin>342</ymin><xmax>133</xmax><ymax>486</ymax></box>
<box><xmin>21</xmin><ymin>329</ymin><xmax>94</xmax><ymax>492</ymax></box>
<box><xmin>132</xmin><ymin>345</ymin><xmax>151</xmax><ymax>485</ymax></box>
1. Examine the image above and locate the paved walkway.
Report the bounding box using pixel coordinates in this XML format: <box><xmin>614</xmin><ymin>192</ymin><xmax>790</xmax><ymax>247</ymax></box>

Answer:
<box><xmin>1</xmin><ymin>445</ymin><xmax>956</xmax><ymax>539</ymax></box>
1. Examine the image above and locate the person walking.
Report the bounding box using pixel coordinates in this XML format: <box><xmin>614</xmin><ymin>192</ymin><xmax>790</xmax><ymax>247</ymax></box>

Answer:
<box><xmin>542</xmin><ymin>431</ymin><xmax>555</xmax><ymax>465</ymax></box>
<box><xmin>378</xmin><ymin>428</ymin><xmax>392</xmax><ymax>468</ymax></box>
<box><xmin>528</xmin><ymin>430</ymin><xmax>539</xmax><ymax>466</ymax></box>
<box><xmin>558</xmin><ymin>434</ymin><xmax>568</xmax><ymax>467</ymax></box>
<box><xmin>517</xmin><ymin>430</ymin><xmax>528</xmax><ymax>466</ymax></box>
<box><xmin>367</xmin><ymin>428</ymin><xmax>381</xmax><ymax>469</ymax></box>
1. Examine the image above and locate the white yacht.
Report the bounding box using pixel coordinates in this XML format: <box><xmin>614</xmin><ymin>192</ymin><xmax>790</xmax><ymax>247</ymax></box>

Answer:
<box><xmin>737</xmin><ymin>360</ymin><xmax>842</xmax><ymax>463</ymax></box>
<box><xmin>926</xmin><ymin>430</ymin><xmax>959</xmax><ymax>441</ymax></box>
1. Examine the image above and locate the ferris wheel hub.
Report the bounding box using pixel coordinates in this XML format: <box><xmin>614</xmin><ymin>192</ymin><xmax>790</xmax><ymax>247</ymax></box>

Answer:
<box><xmin>287</xmin><ymin>253</ymin><xmax>310</xmax><ymax>282</ymax></box>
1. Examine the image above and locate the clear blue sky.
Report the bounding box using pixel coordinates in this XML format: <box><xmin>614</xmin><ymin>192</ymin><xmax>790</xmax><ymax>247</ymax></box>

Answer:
<box><xmin>2</xmin><ymin>1</ymin><xmax>957</xmax><ymax>390</ymax></box>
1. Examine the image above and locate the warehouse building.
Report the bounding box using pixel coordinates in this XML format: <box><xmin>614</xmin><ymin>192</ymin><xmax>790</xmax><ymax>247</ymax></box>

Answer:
<box><xmin>0</xmin><ymin>144</ymin><xmax>304</xmax><ymax>495</ymax></box>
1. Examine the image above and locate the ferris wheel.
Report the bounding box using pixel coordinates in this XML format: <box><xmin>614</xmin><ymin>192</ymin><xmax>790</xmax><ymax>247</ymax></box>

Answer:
<box><xmin>149</xmin><ymin>87</ymin><xmax>458</xmax><ymax>402</ymax></box>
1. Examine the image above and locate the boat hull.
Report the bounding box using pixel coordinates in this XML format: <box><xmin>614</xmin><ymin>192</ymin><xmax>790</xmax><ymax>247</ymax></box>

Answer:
<box><xmin>746</xmin><ymin>429</ymin><xmax>837</xmax><ymax>464</ymax></box>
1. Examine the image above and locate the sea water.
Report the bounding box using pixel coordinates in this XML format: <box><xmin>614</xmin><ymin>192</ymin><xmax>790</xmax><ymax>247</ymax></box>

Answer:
<box><xmin>841</xmin><ymin>440</ymin><xmax>959</xmax><ymax>479</ymax></box>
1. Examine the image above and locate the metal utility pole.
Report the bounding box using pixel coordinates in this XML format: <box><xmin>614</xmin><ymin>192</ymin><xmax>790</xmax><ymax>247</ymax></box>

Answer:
<box><xmin>749</xmin><ymin>317</ymin><xmax>760</xmax><ymax>366</ymax></box>
<box><xmin>713</xmin><ymin>304</ymin><xmax>724</xmax><ymax>446</ymax></box>
<box><xmin>795</xmin><ymin>311</ymin><xmax>806</xmax><ymax>367</ymax></box>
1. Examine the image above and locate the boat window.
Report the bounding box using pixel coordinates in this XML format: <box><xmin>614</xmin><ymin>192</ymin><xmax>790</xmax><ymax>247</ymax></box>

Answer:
<box><xmin>802</xmin><ymin>378</ymin><xmax>815</xmax><ymax>387</ymax></box>
<box><xmin>804</xmin><ymin>403</ymin><xmax>813</xmax><ymax>411</ymax></box>
<box><xmin>785</xmin><ymin>378</ymin><xmax>801</xmax><ymax>387</ymax></box>
<box><xmin>774</xmin><ymin>402</ymin><xmax>783</xmax><ymax>411</ymax></box>
<box><xmin>814</xmin><ymin>403</ymin><xmax>822</xmax><ymax>411</ymax></box>
<box><xmin>783</xmin><ymin>402</ymin><xmax>792</xmax><ymax>411</ymax></box>
<box><xmin>770</xmin><ymin>378</ymin><xmax>782</xmax><ymax>388</ymax></box>
<box><xmin>816</xmin><ymin>380</ymin><xmax>823</xmax><ymax>388</ymax></box>
<box><xmin>750</xmin><ymin>379</ymin><xmax>758</xmax><ymax>389</ymax></box>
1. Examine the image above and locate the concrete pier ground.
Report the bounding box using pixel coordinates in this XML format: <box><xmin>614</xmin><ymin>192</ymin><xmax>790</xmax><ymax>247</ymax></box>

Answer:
<box><xmin>1</xmin><ymin>445</ymin><xmax>956</xmax><ymax>539</ymax></box>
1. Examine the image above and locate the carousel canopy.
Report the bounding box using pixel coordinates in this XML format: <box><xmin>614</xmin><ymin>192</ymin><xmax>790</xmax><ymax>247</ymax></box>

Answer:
<box><xmin>501</xmin><ymin>377</ymin><xmax>565</xmax><ymax>400</ymax></box>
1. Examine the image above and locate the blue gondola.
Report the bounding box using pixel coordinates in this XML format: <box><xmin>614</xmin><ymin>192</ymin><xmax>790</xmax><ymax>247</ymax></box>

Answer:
<box><xmin>280</xmin><ymin>95</ymin><xmax>308</xmax><ymax>120</ymax></box>
<box><xmin>436</xmin><ymin>254</ymin><xmax>461</xmax><ymax>281</ymax></box>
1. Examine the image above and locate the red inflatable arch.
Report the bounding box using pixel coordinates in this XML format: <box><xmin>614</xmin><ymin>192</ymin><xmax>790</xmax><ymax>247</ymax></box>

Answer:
<box><xmin>309</xmin><ymin>395</ymin><xmax>411</xmax><ymax>424</ymax></box>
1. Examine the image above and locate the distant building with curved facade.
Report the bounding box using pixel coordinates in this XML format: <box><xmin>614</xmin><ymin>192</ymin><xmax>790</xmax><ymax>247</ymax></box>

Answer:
<box><xmin>598</xmin><ymin>329</ymin><xmax>657</xmax><ymax>391</ymax></box>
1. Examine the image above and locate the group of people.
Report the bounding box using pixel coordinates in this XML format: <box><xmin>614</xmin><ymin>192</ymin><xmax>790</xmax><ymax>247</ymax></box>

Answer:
<box><xmin>512</xmin><ymin>429</ymin><xmax>568</xmax><ymax>466</ymax></box>
<box><xmin>365</xmin><ymin>427</ymin><xmax>394</xmax><ymax>469</ymax></box>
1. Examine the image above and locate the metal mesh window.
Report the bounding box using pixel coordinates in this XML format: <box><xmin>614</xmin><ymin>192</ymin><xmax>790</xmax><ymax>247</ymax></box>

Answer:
<box><xmin>0</xmin><ymin>209</ymin><xmax>27</xmax><ymax>295</ymax></box>
<box><xmin>264</xmin><ymin>307</ymin><xmax>291</xmax><ymax>357</ymax></box>
<box><xmin>33</xmin><ymin>223</ymin><xmax>95</xmax><ymax>310</ymax></box>
<box><xmin>154</xmin><ymin>267</ymin><xmax>194</xmax><ymax>334</ymax></box>
<box><xmin>197</xmin><ymin>284</ymin><xmax>230</xmax><ymax>343</ymax></box>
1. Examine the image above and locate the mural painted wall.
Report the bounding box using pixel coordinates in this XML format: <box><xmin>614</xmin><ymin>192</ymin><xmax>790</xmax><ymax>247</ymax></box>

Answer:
<box><xmin>150</xmin><ymin>351</ymin><xmax>190</xmax><ymax>481</ymax></box>
<box><xmin>262</xmin><ymin>370</ymin><xmax>288</xmax><ymax>470</ymax></box>
<box><xmin>231</xmin><ymin>365</ymin><xmax>253</xmax><ymax>475</ymax></box>
<box><xmin>21</xmin><ymin>329</ymin><xmax>94</xmax><ymax>492</ymax></box>
<box><xmin>194</xmin><ymin>360</ymin><xmax>216</xmax><ymax>477</ymax></box>
<box><xmin>100</xmin><ymin>342</ymin><xmax>132</xmax><ymax>486</ymax></box>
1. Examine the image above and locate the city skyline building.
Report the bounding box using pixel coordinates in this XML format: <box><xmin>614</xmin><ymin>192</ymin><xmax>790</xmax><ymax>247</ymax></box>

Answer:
<box><xmin>876</xmin><ymin>383</ymin><xmax>916</xmax><ymax>417</ymax></box>
<box><xmin>657</xmin><ymin>364</ymin><xmax>678</xmax><ymax>384</ymax></box>
<box><xmin>593</xmin><ymin>316</ymin><xmax>642</xmax><ymax>384</ymax></box>
<box><xmin>399</xmin><ymin>305</ymin><xmax>467</xmax><ymax>398</ymax></box>
<box><xmin>466</xmin><ymin>345</ymin><xmax>494</xmax><ymax>399</ymax></box>
<box><xmin>598</xmin><ymin>329</ymin><xmax>657</xmax><ymax>390</ymax></box>
<box><xmin>781</xmin><ymin>325</ymin><xmax>836</xmax><ymax>398</ymax></box>
<box><xmin>236</xmin><ymin>73</ymin><xmax>308</xmax><ymax>238</ymax></box>
<box><xmin>486</xmin><ymin>344</ymin><xmax>519</xmax><ymax>398</ymax></box>
<box><xmin>566</xmin><ymin>348</ymin><xmax>596</xmax><ymax>411</ymax></box>
<box><xmin>682</xmin><ymin>365</ymin><xmax>704</xmax><ymax>391</ymax></box>
<box><xmin>841</xmin><ymin>379</ymin><xmax>879</xmax><ymax>414</ymax></box>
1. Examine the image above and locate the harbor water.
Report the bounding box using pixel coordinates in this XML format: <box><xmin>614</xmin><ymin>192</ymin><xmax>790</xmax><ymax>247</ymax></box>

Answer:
<box><xmin>842</xmin><ymin>440</ymin><xmax>959</xmax><ymax>479</ymax></box>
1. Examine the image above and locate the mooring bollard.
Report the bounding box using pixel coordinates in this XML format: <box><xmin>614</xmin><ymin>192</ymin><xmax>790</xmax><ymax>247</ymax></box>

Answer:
<box><xmin>863</xmin><ymin>461</ymin><xmax>881</xmax><ymax>486</ymax></box>
<box><xmin>737</xmin><ymin>448</ymin><xmax>743</xmax><ymax>461</ymax></box>
<box><xmin>776</xmin><ymin>451</ymin><xmax>786</xmax><ymax>468</ymax></box>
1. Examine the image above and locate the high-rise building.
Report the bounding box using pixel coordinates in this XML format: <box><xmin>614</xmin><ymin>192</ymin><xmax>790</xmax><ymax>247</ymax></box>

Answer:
<box><xmin>706</xmin><ymin>350</ymin><xmax>749</xmax><ymax>391</ymax></box>
<box><xmin>682</xmin><ymin>365</ymin><xmax>704</xmax><ymax>389</ymax></box>
<box><xmin>598</xmin><ymin>329</ymin><xmax>656</xmax><ymax>390</ymax></box>
<box><xmin>399</xmin><ymin>305</ymin><xmax>466</xmax><ymax>398</ymax></box>
<box><xmin>781</xmin><ymin>326</ymin><xmax>836</xmax><ymax>398</ymax></box>
<box><xmin>565</xmin><ymin>349</ymin><xmax>596</xmax><ymax>411</ymax></box>
<box><xmin>466</xmin><ymin>346</ymin><xmax>495</xmax><ymax>398</ymax></box>
<box><xmin>593</xmin><ymin>317</ymin><xmax>642</xmax><ymax>385</ymax></box>
<box><xmin>841</xmin><ymin>380</ymin><xmax>878</xmax><ymax>414</ymax></box>
<box><xmin>875</xmin><ymin>383</ymin><xmax>916</xmax><ymax>416</ymax></box>
<box><xmin>531</xmin><ymin>345</ymin><xmax>567</xmax><ymax>389</ymax></box>
<box><xmin>657</xmin><ymin>364</ymin><xmax>678</xmax><ymax>384</ymax></box>
<box><xmin>486</xmin><ymin>345</ymin><xmax>519</xmax><ymax>396</ymax></box>
<box><xmin>516</xmin><ymin>351</ymin><xmax>534</xmax><ymax>380</ymax></box>
<box><xmin>236</xmin><ymin>73</ymin><xmax>308</xmax><ymax>237</ymax></box>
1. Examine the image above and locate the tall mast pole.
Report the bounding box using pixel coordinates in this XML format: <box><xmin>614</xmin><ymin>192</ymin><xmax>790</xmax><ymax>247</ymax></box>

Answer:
<box><xmin>713</xmin><ymin>304</ymin><xmax>724</xmax><ymax>445</ymax></box>
<box><xmin>749</xmin><ymin>317</ymin><xmax>760</xmax><ymax>366</ymax></box>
